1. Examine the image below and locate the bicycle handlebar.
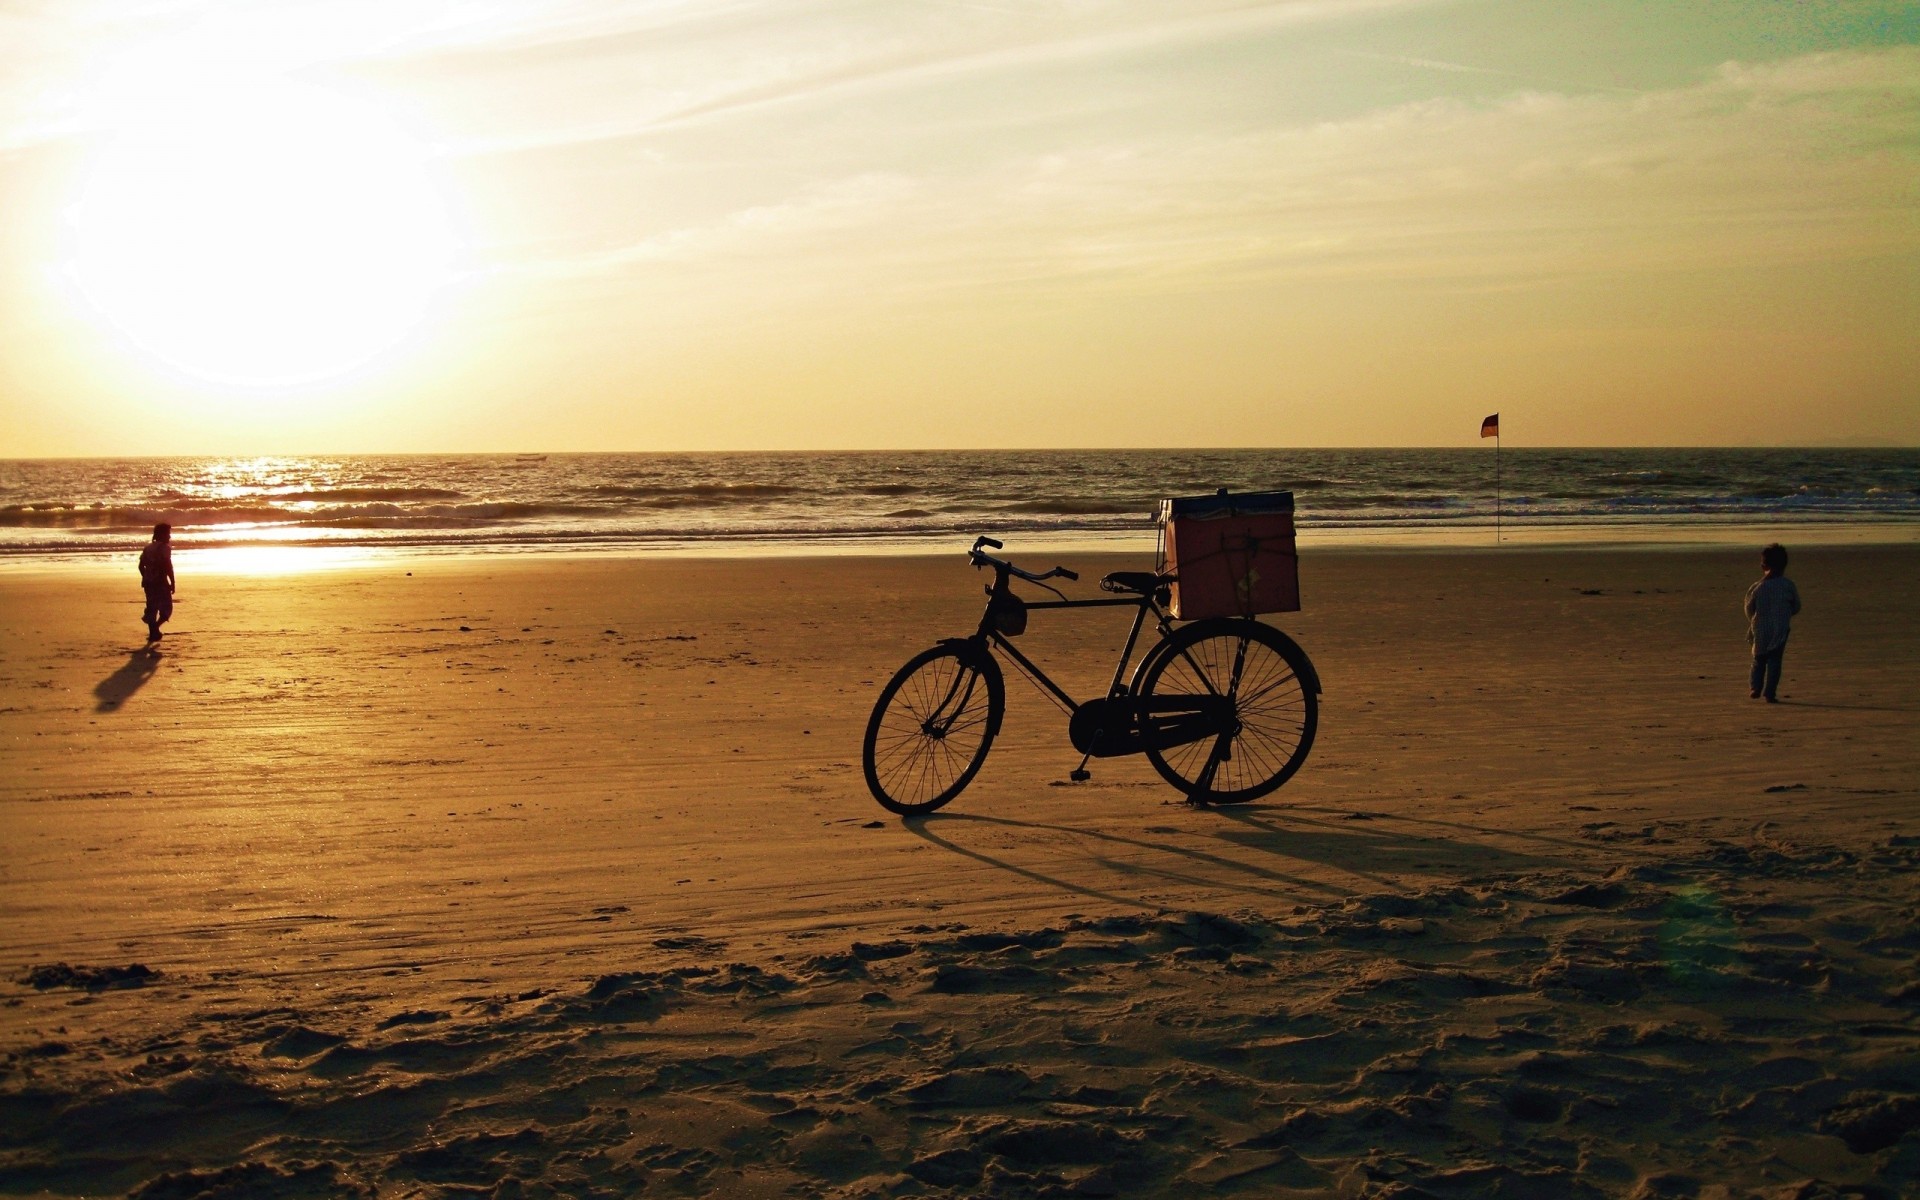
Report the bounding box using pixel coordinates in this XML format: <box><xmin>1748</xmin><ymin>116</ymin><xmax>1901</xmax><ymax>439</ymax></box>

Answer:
<box><xmin>967</xmin><ymin>537</ymin><xmax>1079</xmax><ymax>584</ymax></box>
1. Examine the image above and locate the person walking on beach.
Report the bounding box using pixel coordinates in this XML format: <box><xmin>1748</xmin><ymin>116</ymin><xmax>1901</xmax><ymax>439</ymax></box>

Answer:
<box><xmin>139</xmin><ymin>523</ymin><xmax>174</xmax><ymax>643</ymax></box>
<box><xmin>1745</xmin><ymin>542</ymin><xmax>1799</xmax><ymax>703</ymax></box>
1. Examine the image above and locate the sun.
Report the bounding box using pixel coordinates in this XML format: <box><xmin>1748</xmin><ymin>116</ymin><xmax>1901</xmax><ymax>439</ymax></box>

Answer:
<box><xmin>62</xmin><ymin>81</ymin><xmax>464</xmax><ymax>389</ymax></box>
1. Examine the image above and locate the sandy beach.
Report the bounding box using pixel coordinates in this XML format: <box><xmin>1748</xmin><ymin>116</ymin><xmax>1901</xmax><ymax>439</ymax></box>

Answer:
<box><xmin>2</xmin><ymin>544</ymin><xmax>1916</xmax><ymax>1198</ymax></box>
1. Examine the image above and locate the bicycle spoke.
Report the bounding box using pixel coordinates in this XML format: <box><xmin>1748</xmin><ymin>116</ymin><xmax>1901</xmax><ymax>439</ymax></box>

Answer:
<box><xmin>1139</xmin><ymin>621</ymin><xmax>1318</xmax><ymax>803</ymax></box>
<box><xmin>863</xmin><ymin>644</ymin><xmax>1004</xmax><ymax>815</ymax></box>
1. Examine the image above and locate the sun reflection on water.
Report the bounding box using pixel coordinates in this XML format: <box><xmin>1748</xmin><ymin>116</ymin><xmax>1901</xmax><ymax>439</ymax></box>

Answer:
<box><xmin>177</xmin><ymin>456</ymin><xmax>343</xmax><ymax>499</ymax></box>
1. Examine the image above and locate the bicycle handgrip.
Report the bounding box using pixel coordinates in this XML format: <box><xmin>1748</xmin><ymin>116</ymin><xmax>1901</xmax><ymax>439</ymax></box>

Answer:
<box><xmin>974</xmin><ymin>536</ymin><xmax>1003</xmax><ymax>550</ymax></box>
<box><xmin>1056</xmin><ymin>567</ymin><xmax>1079</xmax><ymax>581</ymax></box>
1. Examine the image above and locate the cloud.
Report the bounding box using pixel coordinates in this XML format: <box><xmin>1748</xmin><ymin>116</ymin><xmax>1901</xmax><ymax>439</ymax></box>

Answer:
<box><xmin>7</xmin><ymin>5</ymin><xmax>1915</xmax><ymax>329</ymax></box>
<box><xmin>381</xmin><ymin>0</ymin><xmax>1443</xmax><ymax>156</ymax></box>
<box><xmin>508</xmin><ymin>44</ymin><xmax>1919</xmax><ymax>309</ymax></box>
<box><xmin>1339</xmin><ymin>49</ymin><xmax>1645</xmax><ymax>96</ymax></box>
<box><xmin>0</xmin><ymin>0</ymin><xmax>496</xmax><ymax>148</ymax></box>
<box><xmin>525</xmin><ymin>171</ymin><xmax>921</xmax><ymax>276</ymax></box>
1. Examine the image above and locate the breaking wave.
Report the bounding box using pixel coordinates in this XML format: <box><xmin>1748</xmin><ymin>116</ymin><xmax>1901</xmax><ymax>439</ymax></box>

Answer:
<box><xmin>1</xmin><ymin>448</ymin><xmax>1915</xmax><ymax>557</ymax></box>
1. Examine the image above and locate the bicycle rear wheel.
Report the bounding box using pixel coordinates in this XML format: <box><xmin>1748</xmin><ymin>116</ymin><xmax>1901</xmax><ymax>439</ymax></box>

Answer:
<box><xmin>863</xmin><ymin>642</ymin><xmax>1005</xmax><ymax>816</ymax></box>
<box><xmin>1135</xmin><ymin>619</ymin><xmax>1317</xmax><ymax>804</ymax></box>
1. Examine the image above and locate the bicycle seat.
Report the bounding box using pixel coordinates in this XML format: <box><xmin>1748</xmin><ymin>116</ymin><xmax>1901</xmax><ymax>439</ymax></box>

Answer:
<box><xmin>1100</xmin><ymin>571</ymin><xmax>1175</xmax><ymax>596</ymax></box>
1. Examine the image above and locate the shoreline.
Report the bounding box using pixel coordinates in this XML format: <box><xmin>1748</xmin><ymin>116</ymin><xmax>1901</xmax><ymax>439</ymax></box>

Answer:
<box><xmin>2</xmin><ymin>516</ymin><xmax>1916</xmax><ymax>576</ymax></box>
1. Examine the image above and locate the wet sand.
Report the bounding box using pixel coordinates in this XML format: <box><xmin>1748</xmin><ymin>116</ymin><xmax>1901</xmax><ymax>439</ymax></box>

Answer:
<box><xmin>2</xmin><ymin>546</ymin><xmax>1917</xmax><ymax>1197</ymax></box>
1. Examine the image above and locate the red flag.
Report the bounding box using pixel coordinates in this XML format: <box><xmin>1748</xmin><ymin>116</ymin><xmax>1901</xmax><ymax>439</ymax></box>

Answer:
<box><xmin>1480</xmin><ymin>413</ymin><xmax>1499</xmax><ymax>438</ymax></box>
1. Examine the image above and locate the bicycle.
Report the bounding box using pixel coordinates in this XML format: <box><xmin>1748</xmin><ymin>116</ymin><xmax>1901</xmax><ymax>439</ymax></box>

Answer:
<box><xmin>862</xmin><ymin>536</ymin><xmax>1321</xmax><ymax>815</ymax></box>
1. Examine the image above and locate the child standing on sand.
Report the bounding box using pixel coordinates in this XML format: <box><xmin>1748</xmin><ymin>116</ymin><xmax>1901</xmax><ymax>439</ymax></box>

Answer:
<box><xmin>139</xmin><ymin>523</ymin><xmax>174</xmax><ymax>643</ymax></box>
<box><xmin>1745</xmin><ymin>542</ymin><xmax>1800</xmax><ymax>703</ymax></box>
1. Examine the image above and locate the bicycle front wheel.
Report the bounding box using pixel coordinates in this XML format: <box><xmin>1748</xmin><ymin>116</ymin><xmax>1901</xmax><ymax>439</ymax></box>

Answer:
<box><xmin>1135</xmin><ymin>619</ymin><xmax>1318</xmax><ymax>804</ymax></box>
<box><xmin>863</xmin><ymin>643</ymin><xmax>1005</xmax><ymax>816</ymax></box>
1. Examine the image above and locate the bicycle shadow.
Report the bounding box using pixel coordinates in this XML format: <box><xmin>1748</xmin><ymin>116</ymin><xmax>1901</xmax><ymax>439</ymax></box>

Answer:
<box><xmin>905</xmin><ymin>814</ymin><xmax>1150</xmax><ymax>908</ymax></box>
<box><xmin>1212</xmin><ymin>802</ymin><xmax>1612</xmax><ymax>862</ymax></box>
<box><xmin>905</xmin><ymin>801</ymin><xmax>1566</xmax><ymax>909</ymax></box>
<box><xmin>1197</xmin><ymin>804</ymin><xmax>1592</xmax><ymax>879</ymax></box>
<box><xmin>95</xmin><ymin>648</ymin><xmax>162</xmax><ymax>712</ymax></box>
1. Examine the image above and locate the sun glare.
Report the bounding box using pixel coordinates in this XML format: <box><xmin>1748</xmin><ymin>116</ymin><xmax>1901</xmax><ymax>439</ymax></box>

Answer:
<box><xmin>62</xmin><ymin>81</ymin><xmax>463</xmax><ymax>389</ymax></box>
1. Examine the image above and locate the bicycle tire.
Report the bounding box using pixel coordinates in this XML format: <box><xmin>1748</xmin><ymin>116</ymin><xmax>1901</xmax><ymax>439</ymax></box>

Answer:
<box><xmin>1134</xmin><ymin>618</ymin><xmax>1318</xmax><ymax>804</ymax></box>
<box><xmin>863</xmin><ymin>642</ymin><xmax>1005</xmax><ymax>816</ymax></box>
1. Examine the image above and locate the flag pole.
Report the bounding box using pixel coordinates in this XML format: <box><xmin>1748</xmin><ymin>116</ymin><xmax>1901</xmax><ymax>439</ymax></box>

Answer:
<box><xmin>1481</xmin><ymin>412</ymin><xmax>1501</xmax><ymax>543</ymax></box>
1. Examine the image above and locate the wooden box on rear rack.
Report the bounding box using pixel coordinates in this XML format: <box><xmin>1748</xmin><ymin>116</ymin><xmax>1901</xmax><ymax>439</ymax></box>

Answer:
<box><xmin>1156</xmin><ymin>490</ymin><xmax>1299</xmax><ymax>621</ymax></box>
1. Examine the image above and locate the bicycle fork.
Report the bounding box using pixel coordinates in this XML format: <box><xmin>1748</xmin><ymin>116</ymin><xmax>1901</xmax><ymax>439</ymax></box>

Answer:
<box><xmin>923</xmin><ymin>659</ymin><xmax>982</xmax><ymax>739</ymax></box>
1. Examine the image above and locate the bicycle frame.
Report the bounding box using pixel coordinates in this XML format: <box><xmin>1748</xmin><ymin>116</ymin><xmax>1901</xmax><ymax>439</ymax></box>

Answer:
<box><xmin>960</xmin><ymin>547</ymin><xmax>1248</xmax><ymax>764</ymax></box>
<box><xmin>971</xmin><ymin>567</ymin><xmax>1167</xmax><ymax>712</ymax></box>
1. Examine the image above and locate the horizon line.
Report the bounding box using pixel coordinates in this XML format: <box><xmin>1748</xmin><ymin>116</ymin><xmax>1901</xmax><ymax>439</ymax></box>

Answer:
<box><xmin>5</xmin><ymin>443</ymin><xmax>1919</xmax><ymax>463</ymax></box>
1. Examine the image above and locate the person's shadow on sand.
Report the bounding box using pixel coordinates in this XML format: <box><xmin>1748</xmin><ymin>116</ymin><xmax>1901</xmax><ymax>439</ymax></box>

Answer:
<box><xmin>95</xmin><ymin>649</ymin><xmax>161</xmax><ymax>712</ymax></box>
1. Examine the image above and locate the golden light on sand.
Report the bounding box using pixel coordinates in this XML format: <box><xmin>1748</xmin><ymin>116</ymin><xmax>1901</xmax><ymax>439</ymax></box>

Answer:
<box><xmin>187</xmin><ymin>543</ymin><xmax>384</xmax><ymax>576</ymax></box>
<box><xmin>60</xmin><ymin>81</ymin><xmax>463</xmax><ymax>389</ymax></box>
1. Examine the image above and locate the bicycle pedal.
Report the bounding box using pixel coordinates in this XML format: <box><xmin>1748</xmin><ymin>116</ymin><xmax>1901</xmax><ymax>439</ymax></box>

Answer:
<box><xmin>1069</xmin><ymin>769</ymin><xmax>1091</xmax><ymax>782</ymax></box>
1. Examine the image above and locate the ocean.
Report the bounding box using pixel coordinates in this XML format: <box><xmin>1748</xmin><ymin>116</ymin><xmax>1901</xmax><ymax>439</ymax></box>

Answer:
<box><xmin>1</xmin><ymin>448</ymin><xmax>1916</xmax><ymax>559</ymax></box>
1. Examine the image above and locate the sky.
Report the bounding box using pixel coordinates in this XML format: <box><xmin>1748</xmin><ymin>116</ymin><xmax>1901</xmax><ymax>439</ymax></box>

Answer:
<box><xmin>0</xmin><ymin>0</ymin><xmax>1915</xmax><ymax>455</ymax></box>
